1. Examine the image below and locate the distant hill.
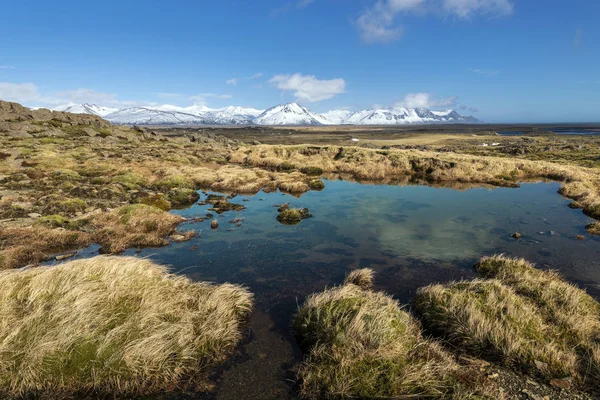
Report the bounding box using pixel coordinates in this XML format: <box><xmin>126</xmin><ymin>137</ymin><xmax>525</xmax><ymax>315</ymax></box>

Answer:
<box><xmin>51</xmin><ymin>102</ymin><xmax>480</xmax><ymax>126</ymax></box>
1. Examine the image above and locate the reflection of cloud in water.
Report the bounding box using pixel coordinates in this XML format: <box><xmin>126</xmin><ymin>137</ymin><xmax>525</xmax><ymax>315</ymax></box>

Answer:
<box><xmin>346</xmin><ymin>196</ymin><xmax>495</xmax><ymax>261</ymax></box>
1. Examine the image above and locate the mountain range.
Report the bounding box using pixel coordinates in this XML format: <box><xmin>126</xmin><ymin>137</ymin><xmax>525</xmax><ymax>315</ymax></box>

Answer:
<box><xmin>52</xmin><ymin>102</ymin><xmax>480</xmax><ymax>126</ymax></box>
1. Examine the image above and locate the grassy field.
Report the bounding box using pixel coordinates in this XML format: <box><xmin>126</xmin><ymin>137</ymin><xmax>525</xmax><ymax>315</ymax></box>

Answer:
<box><xmin>0</xmin><ymin>256</ymin><xmax>252</xmax><ymax>398</ymax></box>
<box><xmin>2</xmin><ymin>101</ymin><xmax>600</xmax><ymax>398</ymax></box>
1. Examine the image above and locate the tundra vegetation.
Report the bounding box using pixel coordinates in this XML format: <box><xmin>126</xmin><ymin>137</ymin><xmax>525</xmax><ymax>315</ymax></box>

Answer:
<box><xmin>2</xmin><ymin>100</ymin><xmax>600</xmax><ymax>268</ymax></box>
<box><xmin>415</xmin><ymin>255</ymin><xmax>600</xmax><ymax>395</ymax></box>
<box><xmin>293</xmin><ymin>269</ymin><xmax>500</xmax><ymax>399</ymax></box>
<box><xmin>0</xmin><ymin>256</ymin><xmax>253</xmax><ymax>398</ymax></box>
<box><xmin>1</xmin><ymin>101</ymin><xmax>600</xmax><ymax>397</ymax></box>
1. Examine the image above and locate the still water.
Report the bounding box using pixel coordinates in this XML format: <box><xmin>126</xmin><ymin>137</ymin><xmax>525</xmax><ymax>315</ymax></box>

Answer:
<box><xmin>115</xmin><ymin>180</ymin><xmax>600</xmax><ymax>398</ymax></box>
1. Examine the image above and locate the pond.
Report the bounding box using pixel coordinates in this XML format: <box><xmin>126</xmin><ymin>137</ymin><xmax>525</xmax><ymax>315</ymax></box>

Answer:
<box><xmin>74</xmin><ymin>180</ymin><xmax>600</xmax><ymax>399</ymax></box>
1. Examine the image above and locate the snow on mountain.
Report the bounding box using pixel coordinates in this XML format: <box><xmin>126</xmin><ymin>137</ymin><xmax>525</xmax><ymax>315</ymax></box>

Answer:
<box><xmin>53</xmin><ymin>102</ymin><xmax>479</xmax><ymax>125</ymax></box>
<box><xmin>254</xmin><ymin>103</ymin><xmax>331</xmax><ymax>125</ymax></box>
<box><xmin>54</xmin><ymin>103</ymin><xmax>118</xmax><ymax>117</ymax></box>
<box><xmin>103</xmin><ymin>107</ymin><xmax>208</xmax><ymax>125</ymax></box>
<box><xmin>319</xmin><ymin>109</ymin><xmax>353</xmax><ymax>125</ymax></box>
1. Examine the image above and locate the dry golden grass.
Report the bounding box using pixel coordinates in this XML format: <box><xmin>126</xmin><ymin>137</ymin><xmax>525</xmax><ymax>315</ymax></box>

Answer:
<box><xmin>344</xmin><ymin>268</ymin><xmax>375</xmax><ymax>290</ymax></box>
<box><xmin>294</xmin><ymin>270</ymin><xmax>498</xmax><ymax>399</ymax></box>
<box><xmin>92</xmin><ymin>204</ymin><xmax>185</xmax><ymax>253</ymax></box>
<box><xmin>0</xmin><ymin>256</ymin><xmax>253</xmax><ymax>397</ymax></box>
<box><xmin>415</xmin><ymin>255</ymin><xmax>600</xmax><ymax>393</ymax></box>
<box><xmin>0</xmin><ymin>226</ymin><xmax>91</xmax><ymax>269</ymax></box>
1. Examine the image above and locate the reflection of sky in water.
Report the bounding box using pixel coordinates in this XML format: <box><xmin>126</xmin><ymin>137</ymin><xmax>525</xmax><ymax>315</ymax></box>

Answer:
<box><xmin>116</xmin><ymin>180</ymin><xmax>600</xmax><ymax>304</ymax></box>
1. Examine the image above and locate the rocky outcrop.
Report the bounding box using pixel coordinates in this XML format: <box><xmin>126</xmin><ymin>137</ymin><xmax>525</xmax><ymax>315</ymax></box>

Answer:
<box><xmin>0</xmin><ymin>100</ymin><xmax>110</xmax><ymax>128</ymax></box>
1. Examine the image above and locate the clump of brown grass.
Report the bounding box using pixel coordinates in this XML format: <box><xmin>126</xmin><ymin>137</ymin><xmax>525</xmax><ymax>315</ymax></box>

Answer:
<box><xmin>0</xmin><ymin>256</ymin><xmax>253</xmax><ymax>397</ymax></box>
<box><xmin>415</xmin><ymin>255</ymin><xmax>600</xmax><ymax>392</ymax></box>
<box><xmin>344</xmin><ymin>268</ymin><xmax>375</xmax><ymax>290</ymax></box>
<box><xmin>92</xmin><ymin>204</ymin><xmax>185</xmax><ymax>253</ymax></box>
<box><xmin>0</xmin><ymin>226</ymin><xmax>91</xmax><ymax>269</ymax></box>
<box><xmin>294</xmin><ymin>272</ymin><xmax>497</xmax><ymax>399</ymax></box>
<box><xmin>586</xmin><ymin>222</ymin><xmax>600</xmax><ymax>235</ymax></box>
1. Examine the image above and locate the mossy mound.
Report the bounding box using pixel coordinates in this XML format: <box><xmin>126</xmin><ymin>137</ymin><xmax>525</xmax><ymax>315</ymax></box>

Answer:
<box><xmin>208</xmin><ymin>200</ymin><xmax>246</xmax><ymax>214</ymax></box>
<box><xmin>0</xmin><ymin>256</ymin><xmax>253</xmax><ymax>397</ymax></box>
<box><xmin>277</xmin><ymin>208</ymin><xmax>312</xmax><ymax>225</ymax></box>
<box><xmin>415</xmin><ymin>255</ymin><xmax>600</xmax><ymax>392</ymax></box>
<box><xmin>300</xmin><ymin>166</ymin><xmax>324</xmax><ymax>176</ymax></box>
<box><xmin>166</xmin><ymin>188</ymin><xmax>200</xmax><ymax>208</ymax></box>
<box><xmin>34</xmin><ymin>214</ymin><xmax>70</xmax><ymax>228</ymax></box>
<box><xmin>308</xmin><ymin>179</ymin><xmax>325</xmax><ymax>190</ymax></box>
<box><xmin>138</xmin><ymin>194</ymin><xmax>172</xmax><ymax>211</ymax></box>
<box><xmin>294</xmin><ymin>269</ymin><xmax>495</xmax><ymax>399</ymax></box>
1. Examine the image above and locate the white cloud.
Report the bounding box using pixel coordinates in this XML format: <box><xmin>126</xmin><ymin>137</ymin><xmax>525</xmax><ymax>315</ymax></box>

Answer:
<box><xmin>356</xmin><ymin>0</ymin><xmax>513</xmax><ymax>43</ymax></box>
<box><xmin>442</xmin><ymin>0</ymin><xmax>513</xmax><ymax>18</ymax></box>
<box><xmin>247</xmin><ymin>72</ymin><xmax>263</xmax><ymax>80</ymax></box>
<box><xmin>226</xmin><ymin>78</ymin><xmax>238</xmax><ymax>86</ymax></box>
<box><xmin>470</xmin><ymin>68</ymin><xmax>500</xmax><ymax>76</ymax></box>
<box><xmin>355</xmin><ymin>0</ymin><xmax>425</xmax><ymax>43</ymax></box>
<box><xmin>269</xmin><ymin>73</ymin><xmax>346</xmax><ymax>102</ymax></box>
<box><xmin>0</xmin><ymin>82</ymin><xmax>39</xmax><ymax>103</ymax></box>
<box><xmin>0</xmin><ymin>66</ymin><xmax>15</xmax><ymax>69</ymax></box>
<box><xmin>394</xmin><ymin>92</ymin><xmax>457</xmax><ymax>108</ymax></box>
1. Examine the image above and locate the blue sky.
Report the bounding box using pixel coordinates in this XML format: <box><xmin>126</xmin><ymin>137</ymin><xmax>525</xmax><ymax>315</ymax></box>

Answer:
<box><xmin>0</xmin><ymin>0</ymin><xmax>598</xmax><ymax>122</ymax></box>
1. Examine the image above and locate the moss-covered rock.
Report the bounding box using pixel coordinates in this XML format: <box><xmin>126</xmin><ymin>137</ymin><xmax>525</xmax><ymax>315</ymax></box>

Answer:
<box><xmin>277</xmin><ymin>208</ymin><xmax>312</xmax><ymax>225</ymax></box>
<box><xmin>308</xmin><ymin>179</ymin><xmax>325</xmax><ymax>190</ymax></box>
<box><xmin>166</xmin><ymin>188</ymin><xmax>200</xmax><ymax>208</ymax></box>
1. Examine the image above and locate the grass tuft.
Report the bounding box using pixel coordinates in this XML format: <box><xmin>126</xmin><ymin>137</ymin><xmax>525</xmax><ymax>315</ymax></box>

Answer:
<box><xmin>92</xmin><ymin>204</ymin><xmax>185</xmax><ymax>253</ymax></box>
<box><xmin>0</xmin><ymin>256</ymin><xmax>253</xmax><ymax>397</ymax></box>
<box><xmin>343</xmin><ymin>268</ymin><xmax>375</xmax><ymax>290</ymax></box>
<box><xmin>415</xmin><ymin>255</ymin><xmax>600</xmax><ymax>392</ymax></box>
<box><xmin>294</xmin><ymin>274</ymin><xmax>496</xmax><ymax>399</ymax></box>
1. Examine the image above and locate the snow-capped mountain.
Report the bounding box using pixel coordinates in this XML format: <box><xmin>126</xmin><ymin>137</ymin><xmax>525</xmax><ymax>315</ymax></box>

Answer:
<box><xmin>254</xmin><ymin>103</ymin><xmax>330</xmax><ymax>125</ymax></box>
<box><xmin>54</xmin><ymin>103</ymin><xmax>118</xmax><ymax>117</ymax></box>
<box><xmin>103</xmin><ymin>107</ymin><xmax>208</xmax><ymax>125</ymax></box>
<box><xmin>54</xmin><ymin>102</ymin><xmax>479</xmax><ymax>125</ymax></box>
<box><xmin>320</xmin><ymin>109</ymin><xmax>353</xmax><ymax>125</ymax></box>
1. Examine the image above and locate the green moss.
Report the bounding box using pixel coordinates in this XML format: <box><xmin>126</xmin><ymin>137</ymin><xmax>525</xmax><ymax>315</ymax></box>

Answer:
<box><xmin>154</xmin><ymin>175</ymin><xmax>194</xmax><ymax>191</ymax></box>
<box><xmin>52</xmin><ymin>169</ymin><xmax>81</xmax><ymax>182</ymax></box>
<box><xmin>277</xmin><ymin>161</ymin><xmax>296</xmax><ymax>171</ymax></box>
<box><xmin>308</xmin><ymin>179</ymin><xmax>325</xmax><ymax>190</ymax></box>
<box><xmin>208</xmin><ymin>200</ymin><xmax>246</xmax><ymax>214</ymax></box>
<box><xmin>112</xmin><ymin>172</ymin><xmax>148</xmax><ymax>190</ymax></box>
<box><xmin>277</xmin><ymin>208</ymin><xmax>312</xmax><ymax>225</ymax></box>
<box><xmin>138</xmin><ymin>194</ymin><xmax>171</xmax><ymax>211</ymax></box>
<box><xmin>53</xmin><ymin>198</ymin><xmax>87</xmax><ymax>214</ymax></box>
<box><xmin>35</xmin><ymin>215</ymin><xmax>70</xmax><ymax>228</ymax></box>
<box><xmin>300</xmin><ymin>166</ymin><xmax>323</xmax><ymax>176</ymax></box>
<box><xmin>166</xmin><ymin>188</ymin><xmax>200</xmax><ymax>208</ymax></box>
